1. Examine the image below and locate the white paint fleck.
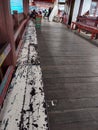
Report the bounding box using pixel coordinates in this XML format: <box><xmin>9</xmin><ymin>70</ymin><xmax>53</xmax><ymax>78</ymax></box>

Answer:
<box><xmin>51</xmin><ymin>101</ymin><xmax>55</xmax><ymax>106</ymax></box>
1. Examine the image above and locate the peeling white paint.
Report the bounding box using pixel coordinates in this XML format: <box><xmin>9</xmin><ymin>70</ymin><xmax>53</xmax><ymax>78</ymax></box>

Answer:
<box><xmin>0</xmin><ymin>20</ymin><xmax>48</xmax><ymax>130</ymax></box>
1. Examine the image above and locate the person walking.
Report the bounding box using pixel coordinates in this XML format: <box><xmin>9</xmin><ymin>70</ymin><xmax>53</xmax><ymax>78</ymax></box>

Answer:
<box><xmin>47</xmin><ymin>7</ymin><xmax>52</xmax><ymax>21</ymax></box>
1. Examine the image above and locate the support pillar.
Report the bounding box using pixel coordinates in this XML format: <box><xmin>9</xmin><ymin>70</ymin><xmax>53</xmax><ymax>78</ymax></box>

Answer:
<box><xmin>23</xmin><ymin>0</ymin><xmax>29</xmax><ymax>18</ymax></box>
<box><xmin>78</xmin><ymin>0</ymin><xmax>84</xmax><ymax>17</ymax></box>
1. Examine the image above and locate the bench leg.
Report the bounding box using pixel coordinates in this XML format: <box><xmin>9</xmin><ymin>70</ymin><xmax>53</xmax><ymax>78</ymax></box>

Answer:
<box><xmin>78</xmin><ymin>28</ymin><xmax>81</xmax><ymax>33</ymax></box>
<box><xmin>71</xmin><ymin>23</ymin><xmax>75</xmax><ymax>30</ymax></box>
<box><xmin>91</xmin><ymin>33</ymin><xmax>95</xmax><ymax>40</ymax></box>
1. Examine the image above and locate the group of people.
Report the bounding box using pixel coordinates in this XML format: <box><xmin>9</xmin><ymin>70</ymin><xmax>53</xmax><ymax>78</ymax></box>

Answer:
<box><xmin>29</xmin><ymin>7</ymin><xmax>53</xmax><ymax>22</ymax></box>
<box><xmin>30</xmin><ymin>10</ymin><xmax>42</xmax><ymax>22</ymax></box>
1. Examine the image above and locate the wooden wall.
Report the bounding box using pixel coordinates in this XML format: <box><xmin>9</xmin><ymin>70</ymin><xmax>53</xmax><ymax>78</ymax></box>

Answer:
<box><xmin>0</xmin><ymin>0</ymin><xmax>29</xmax><ymax>108</ymax></box>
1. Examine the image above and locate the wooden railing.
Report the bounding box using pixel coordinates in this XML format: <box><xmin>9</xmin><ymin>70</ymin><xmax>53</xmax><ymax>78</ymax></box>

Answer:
<box><xmin>14</xmin><ymin>19</ymin><xmax>28</xmax><ymax>57</ymax></box>
<box><xmin>71</xmin><ymin>16</ymin><xmax>98</xmax><ymax>39</ymax></box>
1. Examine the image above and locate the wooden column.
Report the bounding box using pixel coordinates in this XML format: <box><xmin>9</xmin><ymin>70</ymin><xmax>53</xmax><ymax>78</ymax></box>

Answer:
<box><xmin>23</xmin><ymin>0</ymin><xmax>29</xmax><ymax>18</ymax></box>
<box><xmin>0</xmin><ymin>2</ymin><xmax>8</xmax><ymax>43</ymax></box>
<box><xmin>78</xmin><ymin>0</ymin><xmax>84</xmax><ymax>16</ymax></box>
<box><xmin>13</xmin><ymin>10</ymin><xmax>19</xmax><ymax>29</ymax></box>
<box><xmin>68</xmin><ymin>0</ymin><xmax>75</xmax><ymax>25</ymax></box>
<box><xmin>2</xmin><ymin>0</ymin><xmax>16</xmax><ymax>66</ymax></box>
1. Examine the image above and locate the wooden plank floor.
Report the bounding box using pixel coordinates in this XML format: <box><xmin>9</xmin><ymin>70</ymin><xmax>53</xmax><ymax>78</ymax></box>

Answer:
<box><xmin>37</xmin><ymin>21</ymin><xmax>98</xmax><ymax>130</ymax></box>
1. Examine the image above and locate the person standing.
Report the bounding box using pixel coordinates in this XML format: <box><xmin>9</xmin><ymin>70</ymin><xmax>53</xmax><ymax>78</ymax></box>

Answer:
<box><xmin>47</xmin><ymin>7</ymin><xmax>52</xmax><ymax>21</ymax></box>
<box><xmin>30</xmin><ymin>9</ymin><xmax>37</xmax><ymax>23</ymax></box>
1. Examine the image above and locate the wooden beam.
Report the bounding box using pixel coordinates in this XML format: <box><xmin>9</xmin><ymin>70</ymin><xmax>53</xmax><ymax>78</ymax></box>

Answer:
<box><xmin>23</xmin><ymin>0</ymin><xmax>29</xmax><ymax>17</ymax></box>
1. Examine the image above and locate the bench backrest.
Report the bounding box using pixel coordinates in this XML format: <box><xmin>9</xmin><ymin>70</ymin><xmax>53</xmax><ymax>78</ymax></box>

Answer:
<box><xmin>77</xmin><ymin>16</ymin><xmax>98</xmax><ymax>27</ymax></box>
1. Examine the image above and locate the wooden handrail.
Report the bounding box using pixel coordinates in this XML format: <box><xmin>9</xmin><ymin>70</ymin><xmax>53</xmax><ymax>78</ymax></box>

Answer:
<box><xmin>14</xmin><ymin>19</ymin><xmax>27</xmax><ymax>42</ymax></box>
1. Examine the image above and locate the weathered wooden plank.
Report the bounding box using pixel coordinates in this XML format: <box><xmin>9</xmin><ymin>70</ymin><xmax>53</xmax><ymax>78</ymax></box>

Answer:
<box><xmin>37</xmin><ymin>21</ymin><xmax>98</xmax><ymax>130</ymax></box>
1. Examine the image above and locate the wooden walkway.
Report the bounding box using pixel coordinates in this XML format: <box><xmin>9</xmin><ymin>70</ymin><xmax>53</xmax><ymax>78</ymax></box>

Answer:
<box><xmin>37</xmin><ymin>21</ymin><xmax>98</xmax><ymax>130</ymax></box>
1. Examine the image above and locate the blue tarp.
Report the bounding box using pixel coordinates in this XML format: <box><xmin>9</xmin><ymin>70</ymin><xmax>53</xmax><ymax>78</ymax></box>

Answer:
<box><xmin>10</xmin><ymin>0</ymin><xmax>23</xmax><ymax>14</ymax></box>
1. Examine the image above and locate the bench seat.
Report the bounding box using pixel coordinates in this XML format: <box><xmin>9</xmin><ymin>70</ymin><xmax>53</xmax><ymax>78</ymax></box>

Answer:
<box><xmin>71</xmin><ymin>21</ymin><xmax>98</xmax><ymax>39</ymax></box>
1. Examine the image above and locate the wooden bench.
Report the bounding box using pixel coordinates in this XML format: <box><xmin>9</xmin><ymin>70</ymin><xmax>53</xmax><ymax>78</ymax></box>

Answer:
<box><xmin>71</xmin><ymin>16</ymin><xmax>98</xmax><ymax>39</ymax></box>
<box><xmin>14</xmin><ymin>18</ymin><xmax>29</xmax><ymax>57</ymax></box>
